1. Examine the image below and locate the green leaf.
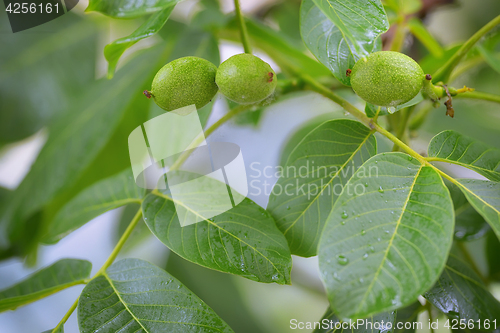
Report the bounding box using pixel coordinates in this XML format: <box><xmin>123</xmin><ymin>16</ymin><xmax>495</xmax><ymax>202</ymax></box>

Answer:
<box><xmin>105</xmin><ymin>5</ymin><xmax>176</xmax><ymax>79</ymax></box>
<box><xmin>2</xmin><ymin>46</ymin><xmax>162</xmax><ymax>256</ymax></box>
<box><xmin>300</xmin><ymin>0</ymin><xmax>385</xmax><ymax>85</ymax></box>
<box><xmin>428</xmin><ymin>130</ymin><xmax>500</xmax><ymax>181</ymax></box>
<box><xmin>142</xmin><ymin>174</ymin><xmax>292</xmax><ymax>284</ymax></box>
<box><xmin>486</xmin><ymin>231</ymin><xmax>500</xmax><ymax>281</ymax></box>
<box><xmin>268</xmin><ymin>119</ymin><xmax>377</xmax><ymax>257</ymax></box>
<box><xmin>446</xmin><ymin>181</ymin><xmax>490</xmax><ymax>241</ymax></box>
<box><xmin>0</xmin><ymin>259</ymin><xmax>91</xmax><ymax>312</ymax></box>
<box><xmin>318</xmin><ymin>152</ymin><xmax>454</xmax><ymax>319</ymax></box>
<box><xmin>86</xmin><ymin>0</ymin><xmax>181</xmax><ymax>18</ymax></box>
<box><xmin>313</xmin><ymin>307</ymin><xmax>395</xmax><ymax>333</ymax></box>
<box><xmin>365</xmin><ymin>93</ymin><xmax>423</xmax><ymax>118</ymax></box>
<box><xmin>78</xmin><ymin>258</ymin><xmax>233</xmax><ymax>333</ymax></box>
<box><xmin>43</xmin><ymin>169</ymin><xmax>146</xmax><ymax>244</ymax></box>
<box><xmin>307</xmin><ymin>0</ymin><xmax>388</xmax><ymax>59</ymax></box>
<box><xmin>424</xmin><ymin>253</ymin><xmax>500</xmax><ymax>325</ymax></box>
<box><xmin>455</xmin><ymin>179</ymin><xmax>500</xmax><ymax>240</ymax></box>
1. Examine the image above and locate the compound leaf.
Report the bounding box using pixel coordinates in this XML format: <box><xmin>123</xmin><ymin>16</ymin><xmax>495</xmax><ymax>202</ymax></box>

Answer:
<box><xmin>78</xmin><ymin>258</ymin><xmax>233</xmax><ymax>333</ymax></box>
<box><xmin>424</xmin><ymin>253</ymin><xmax>500</xmax><ymax>325</ymax></box>
<box><xmin>268</xmin><ymin>119</ymin><xmax>377</xmax><ymax>257</ymax></box>
<box><xmin>43</xmin><ymin>169</ymin><xmax>146</xmax><ymax>244</ymax></box>
<box><xmin>318</xmin><ymin>153</ymin><xmax>454</xmax><ymax>319</ymax></box>
<box><xmin>428</xmin><ymin>130</ymin><xmax>500</xmax><ymax>181</ymax></box>
<box><xmin>0</xmin><ymin>259</ymin><xmax>91</xmax><ymax>312</ymax></box>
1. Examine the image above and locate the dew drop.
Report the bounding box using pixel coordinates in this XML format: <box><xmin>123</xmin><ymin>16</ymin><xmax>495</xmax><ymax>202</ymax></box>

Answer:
<box><xmin>286</xmin><ymin>206</ymin><xmax>291</xmax><ymax>210</ymax></box>
<box><xmin>361</xmin><ymin>230</ymin><xmax>366</xmax><ymax>235</ymax></box>
<box><xmin>337</xmin><ymin>255</ymin><xmax>349</xmax><ymax>265</ymax></box>
<box><xmin>408</xmin><ymin>156</ymin><xmax>413</xmax><ymax>161</ymax></box>
<box><xmin>387</xmin><ymin>106</ymin><xmax>396</xmax><ymax>114</ymax></box>
<box><xmin>363</xmin><ymin>253</ymin><xmax>369</xmax><ymax>260</ymax></box>
<box><xmin>364</xmin><ymin>182</ymin><xmax>369</xmax><ymax>187</ymax></box>
<box><xmin>341</xmin><ymin>211</ymin><xmax>348</xmax><ymax>219</ymax></box>
<box><xmin>378</xmin><ymin>186</ymin><xmax>384</xmax><ymax>193</ymax></box>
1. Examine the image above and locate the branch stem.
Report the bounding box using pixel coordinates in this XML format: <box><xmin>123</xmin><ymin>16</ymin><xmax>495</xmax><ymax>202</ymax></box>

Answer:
<box><xmin>52</xmin><ymin>208</ymin><xmax>144</xmax><ymax>331</ymax></box>
<box><xmin>303</xmin><ymin>74</ymin><xmax>429</xmax><ymax>165</ymax></box>
<box><xmin>96</xmin><ymin>209</ymin><xmax>143</xmax><ymax>276</ymax></box>
<box><xmin>454</xmin><ymin>90</ymin><xmax>500</xmax><ymax>104</ymax></box>
<box><xmin>234</xmin><ymin>0</ymin><xmax>252</xmax><ymax>54</ymax></box>
<box><xmin>51</xmin><ymin>298</ymin><xmax>78</xmax><ymax>333</ymax></box>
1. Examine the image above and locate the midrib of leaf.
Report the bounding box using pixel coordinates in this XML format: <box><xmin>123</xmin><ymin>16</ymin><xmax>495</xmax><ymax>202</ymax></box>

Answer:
<box><xmin>355</xmin><ymin>164</ymin><xmax>423</xmax><ymax>315</ymax></box>
<box><xmin>101</xmin><ymin>271</ymin><xmax>149</xmax><ymax>333</ymax></box>
<box><xmin>152</xmin><ymin>192</ymin><xmax>285</xmax><ymax>280</ymax></box>
<box><xmin>435</xmin><ymin>253</ymin><xmax>495</xmax><ymax>319</ymax></box>
<box><xmin>455</xmin><ymin>180</ymin><xmax>498</xmax><ymax>218</ymax></box>
<box><xmin>443</xmin><ymin>268</ymin><xmax>488</xmax><ymax>315</ymax></box>
<box><xmin>282</xmin><ymin>128</ymin><xmax>375</xmax><ymax>235</ymax></box>
<box><xmin>102</xmin><ymin>271</ymin><xmax>227</xmax><ymax>332</ymax></box>
<box><xmin>427</xmin><ymin>156</ymin><xmax>500</xmax><ymax>178</ymax></box>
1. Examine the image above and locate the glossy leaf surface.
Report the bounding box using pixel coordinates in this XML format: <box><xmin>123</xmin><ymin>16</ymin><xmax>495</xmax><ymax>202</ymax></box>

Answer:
<box><xmin>428</xmin><ymin>130</ymin><xmax>500</xmax><ymax>181</ymax></box>
<box><xmin>142</xmin><ymin>176</ymin><xmax>292</xmax><ymax>284</ymax></box>
<box><xmin>319</xmin><ymin>153</ymin><xmax>454</xmax><ymax>318</ymax></box>
<box><xmin>78</xmin><ymin>258</ymin><xmax>233</xmax><ymax>333</ymax></box>
<box><xmin>424</xmin><ymin>253</ymin><xmax>500</xmax><ymax>325</ymax></box>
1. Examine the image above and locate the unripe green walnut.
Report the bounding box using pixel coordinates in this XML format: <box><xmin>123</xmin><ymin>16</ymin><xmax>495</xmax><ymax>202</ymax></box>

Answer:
<box><xmin>216</xmin><ymin>53</ymin><xmax>277</xmax><ymax>104</ymax></box>
<box><xmin>350</xmin><ymin>51</ymin><xmax>424</xmax><ymax>107</ymax></box>
<box><xmin>146</xmin><ymin>56</ymin><xmax>218</xmax><ymax>111</ymax></box>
